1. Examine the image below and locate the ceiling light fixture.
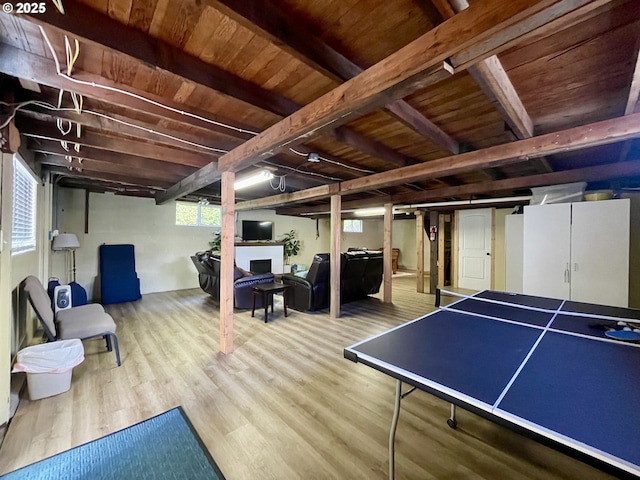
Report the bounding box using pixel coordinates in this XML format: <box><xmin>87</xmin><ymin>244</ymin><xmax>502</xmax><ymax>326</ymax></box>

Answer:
<box><xmin>307</xmin><ymin>152</ymin><xmax>320</xmax><ymax>162</ymax></box>
<box><xmin>234</xmin><ymin>170</ymin><xmax>274</xmax><ymax>191</ymax></box>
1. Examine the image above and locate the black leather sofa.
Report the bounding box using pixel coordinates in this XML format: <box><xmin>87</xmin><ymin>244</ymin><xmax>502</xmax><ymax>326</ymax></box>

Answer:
<box><xmin>191</xmin><ymin>251</ymin><xmax>275</xmax><ymax>309</ymax></box>
<box><xmin>282</xmin><ymin>250</ymin><xmax>383</xmax><ymax>312</ymax></box>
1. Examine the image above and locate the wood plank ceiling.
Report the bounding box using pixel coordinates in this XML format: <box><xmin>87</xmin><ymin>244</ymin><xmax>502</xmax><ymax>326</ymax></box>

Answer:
<box><xmin>0</xmin><ymin>0</ymin><xmax>639</xmax><ymax>216</ymax></box>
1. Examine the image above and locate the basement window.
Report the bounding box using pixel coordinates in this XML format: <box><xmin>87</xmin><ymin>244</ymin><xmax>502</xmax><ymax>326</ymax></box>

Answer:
<box><xmin>343</xmin><ymin>219</ymin><xmax>363</xmax><ymax>233</ymax></box>
<box><xmin>176</xmin><ymin>202</ymin><xmax>221</xmax><ymax>227</ymax></box>
<box><xmin>11</xmin><ymin>156</ymin><xmax>38</xmax><ymax>254</ymax></box>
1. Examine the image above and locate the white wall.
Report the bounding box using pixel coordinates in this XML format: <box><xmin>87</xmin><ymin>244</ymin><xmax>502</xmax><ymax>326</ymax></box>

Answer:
<box><xmin>54</xmin><ymin>193</ymin><xmax>327</xmax><ymax>297</ymax></box>
<box><xmin>0</xmin><ymin>153</ymin><xmax>50</xmax><ymax>426</ymax></box>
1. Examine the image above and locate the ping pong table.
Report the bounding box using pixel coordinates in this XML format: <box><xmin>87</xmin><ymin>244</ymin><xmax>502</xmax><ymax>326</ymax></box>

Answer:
<box><xmin>344</xmin><ymin>289</ymin><xmax>640</xmax><ymax>479</ymax></box>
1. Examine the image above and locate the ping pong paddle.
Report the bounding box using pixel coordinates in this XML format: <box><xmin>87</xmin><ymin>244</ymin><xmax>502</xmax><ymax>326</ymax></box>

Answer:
<box><xmin>604</xmin><ymin>330</ymin><xmax>640</xmax><ymax>341</ymax></box>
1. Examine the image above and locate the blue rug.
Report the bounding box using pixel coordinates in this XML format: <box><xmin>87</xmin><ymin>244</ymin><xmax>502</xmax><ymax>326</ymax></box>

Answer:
<box><xmin>1</xmin><ymin>407</ymin><xmax>226</xmax><ymax>479</ymax></box>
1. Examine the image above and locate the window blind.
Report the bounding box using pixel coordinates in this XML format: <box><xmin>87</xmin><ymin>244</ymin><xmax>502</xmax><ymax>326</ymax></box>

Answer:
<box><xmin>12</xmin><ymin>157</ymin><xmax>37</xmax><ymax>254</ymax></box>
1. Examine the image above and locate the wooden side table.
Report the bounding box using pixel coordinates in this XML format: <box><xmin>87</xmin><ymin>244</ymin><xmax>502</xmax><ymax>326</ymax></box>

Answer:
<box><xmin>251</xmin><ymin>283</ymin><xmax>290</xmax><ymax>323</ymax></box>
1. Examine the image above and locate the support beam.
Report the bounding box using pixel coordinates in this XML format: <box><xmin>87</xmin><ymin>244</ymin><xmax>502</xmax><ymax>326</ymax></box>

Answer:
<box><xmin>236</xmin><ymin>184</ymin><xmax>339</xmax><ymax>211</ymax></box>
<box><xmin>21</xmin><ymin>5</ymin><xmax>451</xmax><ymax>183</ymax></box>
<box><xmin>339</xmin><ymin>113</ymin><xmax>640</xmax><ymax>196</ymax></box>
<box><xmin>0</xmin><ymin>43</ymin><xmax>255</xmax><ymax>140</ymax></box>
<box><xmin>393</xmin><ymin>158</ymin><xmax>640</xmax><ymax>205</ymax></box>
<box><xmin>429</xmin><ymin>211</ymin><xmax>439</xmax><ymax>294</ymax></box>
<box><xmin>438</xmin><ymin>0</ymin><xmax>534</xmax><ymax>139</ymax></box>
<box><xmin>210</xmin><ymin>0</ymin><xmax>596</xmax><ymax>176</ymax></box>
<box><xmin>416</xmin><ymin>212</ymin><xmax>425</xmax><ymax>293</ymax></box>
<box><xmin>383</xmin><ymin>203</ymin><xmax>393</xmax><ymax>303</ymax></box>
<box><xmin>330</xmin><ymin>195</ymin><xmax>341</xmax><ymax>319</ymax></box>
<box><xmin>18</xmin><ymin>118</ymin><xmax>215</xmax><ymax>167</ymax></box>
<box><xmin>242</xmin><ymin>113</ymin><xmax>640</xmax><ymax>209</ymax></box>
<box><xmin>207</xmin><ymin>0</ymin><xmax>459</xmax><ymax>153</ymax></box>
<box><xmin>219</xmin><ymin>171</ymin><xmax>235</xmax><ymax>354</ymax></box>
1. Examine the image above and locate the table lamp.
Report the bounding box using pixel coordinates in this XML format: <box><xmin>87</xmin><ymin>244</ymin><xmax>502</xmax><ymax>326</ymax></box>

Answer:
<box><xmin>52</xmin><ymin>233</ymin><xmax>80</xmax><ymax>282</ymax></box>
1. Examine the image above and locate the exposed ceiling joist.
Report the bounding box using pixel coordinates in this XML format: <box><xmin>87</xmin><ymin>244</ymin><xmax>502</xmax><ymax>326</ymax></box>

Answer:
<box><xmin>0</xmin><ymin>43</ymin><xmax>255</xmax><ymax>139</ymax></box>
<box><xmin>209</xmin><ymin>0</ymin><xmax>599</xmax><ymax>173</ymax></box>
<box><xmin>206</xmin><ymin>0</ymin><xmax>459</xmax><ymax>154</ymax></box>
<box><xmin>18</xmin><ymin>118</ymin><xmax>215</xmax><ymax>167</ymax></box>
<box><xmin>21</xmin><ymin>3</ymin><xmax>450</xmax><ymax>177</ymax></box>
<box><xmin>231</xmin><ymin>113</ymin><xmax>640</xmax><ymax>210</ymax></box>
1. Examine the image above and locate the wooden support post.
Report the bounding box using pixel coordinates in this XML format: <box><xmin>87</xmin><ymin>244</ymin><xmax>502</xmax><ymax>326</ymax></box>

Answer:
<box><xmin>416</xmin><ymin>211</ymin><xmax>425</xmax><ymax>293</ymax></box>
<box><xmin>383</xmin><ymin>202</ymin><xmax>393</xmax><ymax>303</ymax></box>
<box><xmin>219</xmin><ymin>171</ymin><xmax>235</xmax><ymax>354</ymax></box>
<box><xmin>330</xmin><ymin>195</ymin><xmax>341</xmax><ymax>319</ymax></box>
<box><xmin>437</xmin><ymin>214</ymin><xmax>446</xmax><ymax>289</ymax></box>
<box><xmin>429</xmin><ymin>211</ymin><xmax>439</xmax><ymax>294</ymax></box>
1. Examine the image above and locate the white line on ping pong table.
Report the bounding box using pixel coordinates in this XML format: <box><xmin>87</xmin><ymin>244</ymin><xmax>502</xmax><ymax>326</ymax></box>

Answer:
<box><xmin>492</xmin><ymin>300</ymin><xmax>566</xmax><ymax>409</ymax></box>
<box><xmin>439</xmin><ymin>289</ymin><xmax>640</xmax><ymax>325</ymax></box>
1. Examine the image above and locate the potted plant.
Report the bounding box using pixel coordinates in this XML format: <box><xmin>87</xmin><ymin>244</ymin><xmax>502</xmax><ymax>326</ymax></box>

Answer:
<box><xmin>279</xmin><ymin>229</ymin><xmax>301</xmax><ymax>265</ymax></box>
<box><xmin>209</xmin><ymin>232</ymin><xmax>221</xmax><ymax>253</ymax></box>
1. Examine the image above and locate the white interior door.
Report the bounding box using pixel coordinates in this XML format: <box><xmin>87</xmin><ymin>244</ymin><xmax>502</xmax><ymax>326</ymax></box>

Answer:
<box><xmin>457</xmin><ymin>209</ymin><xmax>492</xmax><ymax>290</ymax></box>
<box><xmin>523</xmin><ymin>203</ymin><xmax>571</xmax><ymax>300</ymax></box>
<box><xmin>570</xmin><ymin>199</ymin><xmax>630</xmax><ymax>307</ymax></box>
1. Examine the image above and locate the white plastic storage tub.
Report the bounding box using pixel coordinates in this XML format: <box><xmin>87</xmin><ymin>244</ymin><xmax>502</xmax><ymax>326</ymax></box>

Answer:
<box><xmin>14</xmin><ymin>339</ymin><xmax>84</xmax><ymax>400</ymax></box>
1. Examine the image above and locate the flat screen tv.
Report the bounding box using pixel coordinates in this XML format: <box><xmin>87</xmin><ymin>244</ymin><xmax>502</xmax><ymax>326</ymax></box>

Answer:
<box><xmin>242</xmin><ymin>220</ymin><xmax>273</xmax><ymax>241</ymax></box>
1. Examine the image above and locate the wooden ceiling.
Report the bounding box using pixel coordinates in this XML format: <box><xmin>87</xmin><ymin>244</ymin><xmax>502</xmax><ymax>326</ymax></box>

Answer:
<box><xmin>1</xmin><ymin>0</ymin><xmax>639</xmax><ymax>216</ymax></box>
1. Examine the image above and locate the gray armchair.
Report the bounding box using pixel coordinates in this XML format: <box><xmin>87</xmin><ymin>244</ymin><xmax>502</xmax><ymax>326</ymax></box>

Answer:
<box><xmin>23</xmin><ymin>276</ymin><xmax>121</xmax><ymax>366</ymax></box>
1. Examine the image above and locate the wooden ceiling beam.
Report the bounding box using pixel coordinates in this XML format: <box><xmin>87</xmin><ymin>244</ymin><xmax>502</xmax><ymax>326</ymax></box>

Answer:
<box><xmin>624</xmin><ymin>34</ymin><xmax>640</xmax><ymax>116</ymax></box>
<box><xmin>21</xmin><ymin>1</ymin><xmax>299</xmax><ymax>117</ymax></box>
<box><xmin>439</xmin><ymin>0</ymin><xmax>534</xmax><ymax>139</ymax></box>
<box><xmin>391</xmin><ymin>159</ymin><xmax>640</xmax><ymax>205</ymax></box>
<box><xmin>30</xmin><ymin>139</ymin><xmax>197</xmax><ymax>178</ymax></box>
<box><xmin>38</xmin><ymin>154</ymin><xmax>183</xmax><ymax>183</ymax></box>
<box><xmin>159</xmin><ymin>0</ymin><xmax>599</xmax><ymax>201</ymax></box>
<box><xmin>225</xmin><ymin>113</ymin><xmax>640</xmax><ymax>210</ymax></box>
<box><xmin>19</xmin><ymin>6</ymin><xmax>446</xmax><ymax>179</ymax></box>
<box><xmin>46</xmin><ymin>165</ymin><xmax>174</xmax><ymax>190</ymax></box>
<box><xmin>0</xmin><ymin>43</ymin><xmax>255</xmax><ymax>140</ymax></box>
<box><xmin>18</xmin><ymin>103</ymin><xmax>241</xmax><ymax>154</ymax></box>
<box><xmin>17</xmin><ymin>118</ymin><xmax>215</xmax><ymax>167</ymax></box>
<box><xmin>236</xmin><ymin>184</ymin><xmax>340</xmax><ymax>211</ymax></box>
<box><xmin>210</xmin><ymin>0</ymin><xmax>596</xmax><ymax>174</ymax></box>
<box><xmin>207</xmin><ymin>0</ymin><xmax>459</xmax><ymax>153</ymax></box>
<box><xmin>340</xmin><ymin>113</ymin><xmax>640</xmax><ymax>195</ymax></box>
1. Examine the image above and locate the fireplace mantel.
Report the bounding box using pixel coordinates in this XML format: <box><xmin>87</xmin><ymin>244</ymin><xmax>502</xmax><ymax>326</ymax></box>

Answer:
<box><xmin>234</xmin><ymin>244</ymin><xmax>285</xmax><ymax>274</ymax></box>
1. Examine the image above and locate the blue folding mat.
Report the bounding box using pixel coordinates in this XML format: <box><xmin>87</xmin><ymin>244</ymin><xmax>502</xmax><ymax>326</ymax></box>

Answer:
<box><xmin>99</xmin><ymin>244</ymin><xmax>141</xmax><ymax>305</ymax></box>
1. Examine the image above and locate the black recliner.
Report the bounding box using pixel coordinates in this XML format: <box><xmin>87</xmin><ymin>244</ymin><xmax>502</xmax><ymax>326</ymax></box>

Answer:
<box><xmin>282</xmin><ymin>251</ymin><xmax>384</xmax><ymax>312</ymax></box>
<box><xmin>281</xmin><ymin>254</ymin><xmax>330</xmax><ymax>311</ymax></box>
<box><xmin>191</xmin><ymin>252</ymin><xmax>275</xmax><ymax>309</ymax></box>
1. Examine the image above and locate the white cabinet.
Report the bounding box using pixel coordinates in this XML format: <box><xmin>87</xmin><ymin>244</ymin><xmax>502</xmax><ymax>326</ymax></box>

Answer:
<box><xmin>523</xmin><ymin>199</ymin><xmax>630</xmax><ymax>307</ymax></box>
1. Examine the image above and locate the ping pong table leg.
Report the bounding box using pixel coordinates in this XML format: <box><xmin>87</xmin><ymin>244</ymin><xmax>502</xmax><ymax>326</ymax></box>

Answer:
<box><xmin>448</xmin><ymin>404</ymin><xmax>457</xmax><ymax>429</ymax></box>
<box><xmin>389</xmin><ymin>379</ymin><xmax>402</xmax><ymax>480</ymax></box>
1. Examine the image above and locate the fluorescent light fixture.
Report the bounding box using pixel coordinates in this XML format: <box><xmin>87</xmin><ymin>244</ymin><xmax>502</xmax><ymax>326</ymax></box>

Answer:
<box><xmin>234</xmin><ymin>170</ymin><xmax>274</xmax><ymax>191</ymax></box>
<box><xmin>354</xmin><ymin>207</ymin><xmax>386</xmax><ymax>216</ymax></box>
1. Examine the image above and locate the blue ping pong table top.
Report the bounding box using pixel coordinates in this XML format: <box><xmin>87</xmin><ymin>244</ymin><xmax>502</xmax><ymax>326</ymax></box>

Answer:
<box><xmin>344</xmin><ymin>290</ymin><xmax>640</xmax><ymax>477</ymax></box>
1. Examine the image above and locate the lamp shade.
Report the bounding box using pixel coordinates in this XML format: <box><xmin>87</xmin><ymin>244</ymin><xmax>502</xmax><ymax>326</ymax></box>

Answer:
<box><xmin>52</xmin><ymin>233</ymin><xmax>80</xmax><ymax>250</ymax></box>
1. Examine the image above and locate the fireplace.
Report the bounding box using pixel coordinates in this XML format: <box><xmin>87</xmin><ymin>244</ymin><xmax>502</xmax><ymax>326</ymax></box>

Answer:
<box><xmin>250</xmin><ymin>259</ymin><xmax>272</xmax><ymax>274</ymax></box>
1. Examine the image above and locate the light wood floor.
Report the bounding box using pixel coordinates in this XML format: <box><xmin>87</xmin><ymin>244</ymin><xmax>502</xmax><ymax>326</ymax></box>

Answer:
<box><xmin>0</xmin><ymin>276</ymin><xmax>618</xmax><ymax>479</ymax></box>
